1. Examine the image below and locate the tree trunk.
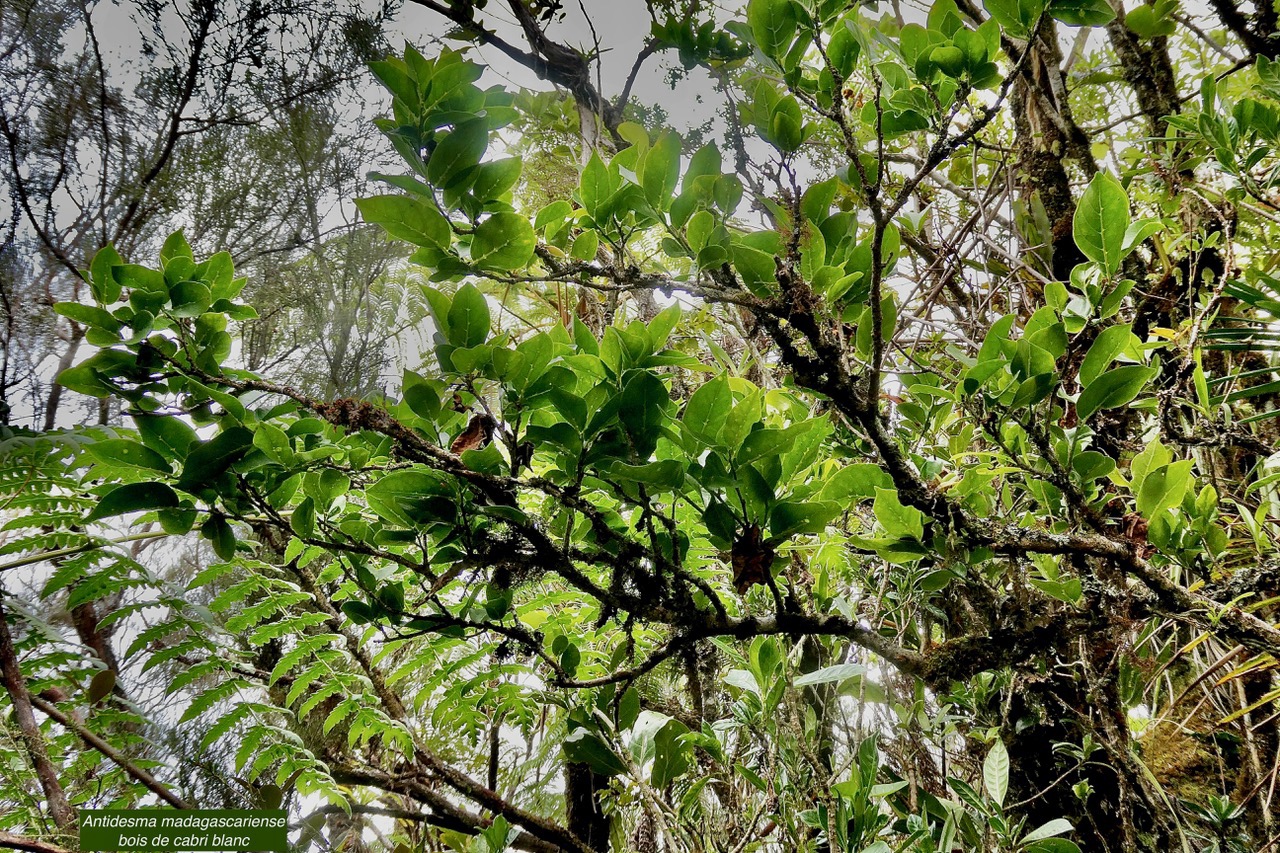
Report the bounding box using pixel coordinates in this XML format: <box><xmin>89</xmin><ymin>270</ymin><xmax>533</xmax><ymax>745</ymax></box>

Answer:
<box><xmin>0</xmin><ymin>595</ymin><xmax>76</xmax><ymax>835</ymax></box>
<box><xmin>564</xmin><ymin>761</ymin><xmax>611</xmax><ymax>851</ymax></box>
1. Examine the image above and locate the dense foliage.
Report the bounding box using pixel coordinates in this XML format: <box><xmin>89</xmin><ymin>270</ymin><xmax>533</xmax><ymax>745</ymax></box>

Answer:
<box><xmin>7</xmin><ymin>0</ymin><xmax>1280</xmax><ymax>851</ymax></box>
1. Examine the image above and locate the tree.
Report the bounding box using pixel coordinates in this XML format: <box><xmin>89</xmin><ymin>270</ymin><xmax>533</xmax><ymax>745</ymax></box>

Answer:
<box><xmin>0</xmin><ymin>0</ymin><xmax>393</xmax><ymax>429</ymax></box>
<box><xmin>7</xmin><ymin>1</ymin><xmax>1280</xmax><ymax>852</ymax></box>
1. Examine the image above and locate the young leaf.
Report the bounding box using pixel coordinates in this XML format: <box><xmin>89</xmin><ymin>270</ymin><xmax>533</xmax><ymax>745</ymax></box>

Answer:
<box><xmin>984</xmin><ymin>738</ymin><xmax>1010</xmax><ymax>807</ymax></box>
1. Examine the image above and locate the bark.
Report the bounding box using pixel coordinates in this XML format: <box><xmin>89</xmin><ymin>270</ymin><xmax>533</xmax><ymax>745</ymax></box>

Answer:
<box><xmin>1208</xmin><ymin>0</ymin><xmax>1280</xmax><ymax>57</ymax></box>
<box><xmin>564</xmin><ymin>761</ymin><xmax>612</xmax><ymax>852</ymax></box>
<box><xmin>1007</xmin><ymin>23</ymin><xmax>1089</xmax><ymax>285</ymax></box>
<box><xmin>0</xmin><ymin>833</ymin><xmax>73</xmax><ymax>853</ymax></box>
<box><xmin>41</xmin><ymin>331</ymin><xmax>81</xmax><ymax>431</ymax></box>
<box><xmin>1104</xmin><ymin>19</ymin><xmax>1180</xmax><ymax>139</ymax></box>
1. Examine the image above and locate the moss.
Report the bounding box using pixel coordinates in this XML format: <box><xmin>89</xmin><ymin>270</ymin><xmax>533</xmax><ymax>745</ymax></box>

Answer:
<box><xmin>1139</xmin><ymin>716</ymin><xmax>1222</xmax><ymax>806</ymax></box>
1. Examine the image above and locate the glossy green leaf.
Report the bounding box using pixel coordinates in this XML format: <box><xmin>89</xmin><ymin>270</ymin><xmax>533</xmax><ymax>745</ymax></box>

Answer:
<box><xmin>425</xmin><ymin>119</ymin><xmax>488</xmax><ymax>187</ymax></box>
<box><xmin>793</xmin><ymin>663</ymin><xmax>866</xmax><ymax>687</ymax></box>
<box><xmin>446</xmin><ymin>283</ymin><xmax>491</xmax><ymax>348</ymax></box>
<box><xmin>642</xmin><ymin>130</ymin><xmax>682</xmax><ymax>208</ymax></box>
<box><xmin>1049</xmin><ymin>0</ymin><xmax>1116</xmax><ymax>25</ymax></box>
<box><xmin>83</xmin><ymin>439</ymin><xmax>170</xmax><ymax>473</ymax></box>
<box><xmin>563</xmin><ymin>729</ymin><xmax>626</xmax><ymax>777</ymax></box>
<box><xmin>134</xmin><ymin>414</ymin><xmax>198</xmax><ymax>461</ymax></box>
<box><xmin>355</xmin><ymin>195</ymin><xmax>450</xmax><ymax>247</ymax></box>
<box><xmin>1136</xmin><ymin>460</ymin><xmax>1194</xmax><ymax>516</ymax></box>
<box><xmin>747</xmin><ymin>0</ymin><xmax>798</xmax><ymax>58</ymax></box>
<box><xmin>873</xmin><ymin>488</ymin><xmax>924</xmax><ymax>541</ymax></box>
<box><xmin>87</xmin><ymin>482</ymin><xmax>179</xmax><ymax>521</ymax></box>
<box><xmin>1076</xmin><ymin>365</ymin><xmax>1156</xmax><ymax>420</ymax></box>
<box><xmin>471</xmin><ymin>212</ymin><xmax>536</xmax><ymax>270</ymax></box>
<box><xmin>1073</xmin><ymin>172</ymin><xmax>1129</xmax><ymax>274</ymax></box>
<box><xmin>1023</xmin><ymin>819</ymin><xmax>1075</xmax><ymax>844</ymax></box>
<box><xmin>176</xmin><ymin>427</ymin><xmax>254</xmax><ymax>493</ymax></box>
<box><xmin>1078</xmin><ymin>324</ymin><xmax>1134</xmax><ymax>388</ymax></box>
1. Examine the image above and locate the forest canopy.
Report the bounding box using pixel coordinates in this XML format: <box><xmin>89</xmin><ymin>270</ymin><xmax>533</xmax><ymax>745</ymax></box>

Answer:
<box><xmin>5</xmin><ymin>0</ymin><xmax>1280</xmax><ymax>851</ymax></box>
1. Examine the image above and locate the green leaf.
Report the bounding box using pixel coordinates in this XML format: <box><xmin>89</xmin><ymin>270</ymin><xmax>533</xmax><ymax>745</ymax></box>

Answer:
<box><xmin>722</xmin><ymin>388</ymin><xmax>761</xmax><ymax>449</ymax></box>
<box><xmin>83</xmin><ymin>439</ymin><xmax>170</xmax><ymax>473</ymax></box>
<box><xmin>257</xmin><ymin>784</ymin><xmax>283</xmax><ymax>811</ymax></box>
<box><xmin>365</xmin><ymin>470</ymin><xmax>445</xmax><ymax>527</ymax></box>
<box><xmin>1078</xmin><ymin>324</ymin><xmax>1134</xmax><ymax>388</ymax></box>
<box><xmin>570</xmin><ymin>230</ymin><xmax>599</xmax><ymax>261</ymax></box>
<box><xmin>54</xmin><ymin>302</ymin><xmax>121</xmax><ymax>332</ymax></box>
<box><xmin>89</xmin><ymin>245</ymin><xmax>123</xmax><ymax>303</ymax></box>
<box><xmin>87</xmin><ymin>482</ymin><xmax>180</xmax><ymax>521</ymax></box>
<box><xmin>1072</xmin><ymin>450</ymin><xmax>1116</xmax><ymax>482</ymax></box>
<box><xmin>1024</xmin><ymin>840</ymin><xmax>1082</xmax><ymax>853</ymax></box>
<box><xmin>355</xmin><ymin>196</ymin><xmax>450</xmax><ymax>247</ymax></box>
<box><xmin>169</xmin><ymin>280</ymin><xmax>212</xmax><ymax>318</ymax></box>
<box><xmin>1125</xmin><ymin>3</ymin><xmax>1176</xmax><ymax>37</ymax></box>
<box><xmin>983</xmin><ymin>738</ymin><xmax>1009</xmax><ymax>807</ymax></box>
<box><xmin>113</xmin><ymin>263</ymin><xmax>166</xmax><ymax>294</ymax></box>
<box><xmin>739</xmin><ymin>422</ymin><xmax>812</xmax><ymax>464</ymax></box>
<box><xmin>342</xmin><ymin>600</ymin><xmax>378</xmax><ymax>625</ymax></box>
<box><xmin>983</xmin><ymin>0</ymin><xmax>1043</xmax><ymax>35</ymax></box>
<box><xmin>160</xmin><ymin>231</ymin><xmax>194</xmax><ymax>266</ymax></box>
<box><xmin>1136</xmin><ymin>460</ymin><xmax>1194</xmax><ymax>516</ymax></box>
<box><xmin>769</xmin><ymin>500</ymin><xmax>840</xmax><ymax>538</ymax></box>
<box><xmin>203</xmin><ymin>516</ymin><xmax>236</xmax><ymax>561</ymax></box>
<box><xmin>619</xmin><ymin>371</ymin><xmax>669</xmax><ymax>457</ymax></box>
<box><xmin>426</xmin><ymin>119</ymin><xmax>489</xmax><ymax>187</ymax></box>
<box><xmin>471</xmin><ymin>212</ymin><xmax>536</xmax><ymax>270</ymax></box>
<box><xmin>1049</xmin><ymin>0</ymin><xmax>1116</xmax><ymax>25</ymax></box>
<box><xmin>579</xmin><ymin>151</ymin><xmax>613</xmax><ymax>218</ymax></box>
<box><xmin>133</xmin><ymin>414</ymin><xmax>198</xmax><ymax>461</ymax></box>
<box><xmin>292</xmin><ymin>497</ymin><xmax>316</xmax><ymax>539</ymax></box>
<box><xmin>1076</xmin><ymin>365</ymin><xmax>1156</xmax><ymax>420</ymax></box>
<box><xmin>747</xmin><ymin>0</ymin><xmax>799</xmax><ymax>59</ymax></box>
<box><xmin>604</xmin><ymin>459</ymin><xmax>686</xmax><ymax>490</ymax></box>
<box><xmin>873</xmin><ymin>488</ymin><xmax>924</xmax><ymax>541</ymax></box>
<box><xmin>1073</xmin><ymin>173</ymin><xmax>1130</xmax><ymax>275</ymax></box>
<box><xmin>821</xmin><ymin>464</ymin><xmax>894</xmax><ymax>501</ymax></box>
<box><xmin>447</xmin><ymin>283</ymin><xmax>491</xmax><ymax>348</ymax></box>
<box><xmin>175</xmin><ymin>427</ymin><xmax>254</xmax><ymax>493</ymax></box>
<box><xmin>1022</xmin><ymin>819</ymin><xmax>1075</xmax><ymax>843</ymax></box>
<box><xmin>471</xmin><ymin>157</ymin><xmax>523</xmax><ymax>202</ymax></box>
<box><xmin>87</xmin><ymin>670</ymin><xmax>117</xmax><ymax>704</ymax></box>
<box><xmin>683</xmin><ymin>375</ymin><xmax>732</xmax><ymax>445</ymax></box>
<box><xmin>642</xmin><ymin>130</ymin><xmax>682</xmax><ymax>208</ymax></box>
<box><xmin>793</xmin><ymin>663</ymin><xmax>866</xmax><ymax>687</ymax></box>
<box><xmin>563</xmin><ymin>729</ymin><xmax>626</xmax><ymax>777</ymax></box>
<box><xmin>650</xmin><ymin>717</ymin><xmax>692</xmax><ymax>787</ymax></box>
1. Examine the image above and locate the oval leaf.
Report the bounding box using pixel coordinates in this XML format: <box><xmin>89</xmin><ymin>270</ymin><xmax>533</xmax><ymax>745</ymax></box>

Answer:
<box><xmin>87</xmin><ymin>670</ymin><xmax>117</xmax><ymax>704</ymax></box>
<box><xmin>1073</xmin><ymin>173</ymin><xmax>1130</xmax><ymax>275</ymax></box>
<box><xmin>471</xmin><ymin>212</ymin><xmax>536</xmax><ymax>270</ymax></box>
<box><xmin>87</xmin><ymin>482</ymin><xmax>179</xmax><ymax>522</ymax></box>
<box><xmin>984</xmin><ymin>738</ymin><xmax>1010</xmax><ymax>807</ymax></box>
<box><xmin>1077</xmin><ymin>365</ymin><xmax>1156</xmax><ymax>420</ymax></box>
